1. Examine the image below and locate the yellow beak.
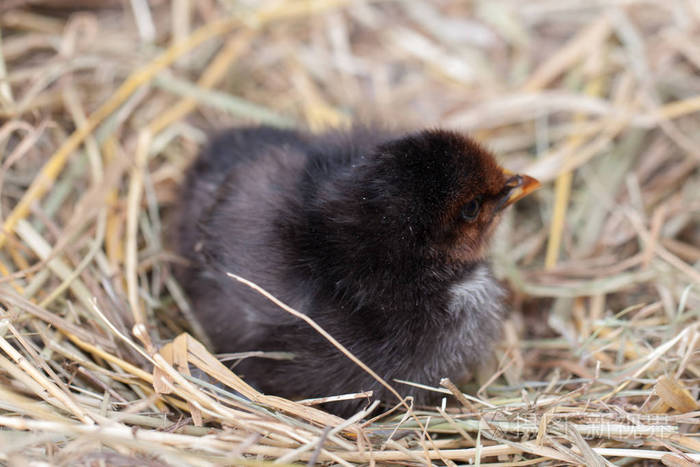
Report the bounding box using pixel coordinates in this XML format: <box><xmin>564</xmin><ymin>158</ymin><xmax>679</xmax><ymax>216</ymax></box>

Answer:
<box><xmin>500</xmin><ymin>169</ymin><xmax>540</xmax><ymax>208</ymax></box>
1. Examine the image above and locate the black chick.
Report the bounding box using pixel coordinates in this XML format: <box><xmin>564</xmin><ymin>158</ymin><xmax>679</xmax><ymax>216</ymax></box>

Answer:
<box><xmin>175</xmin><ymin>125</ymin><xmax>539</xmax><ymax>416</ymax></box>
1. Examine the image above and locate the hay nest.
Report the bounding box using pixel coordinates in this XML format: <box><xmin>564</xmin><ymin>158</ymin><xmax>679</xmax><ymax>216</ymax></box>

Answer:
<box><xmin>0</xmin><ymin>1</ymin><xmax>698</xmax><ymax>465</ymax></box>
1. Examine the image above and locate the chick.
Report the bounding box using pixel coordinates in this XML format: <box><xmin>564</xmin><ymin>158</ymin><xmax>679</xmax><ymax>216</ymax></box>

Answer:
<box><xmin>175</xmin><ymin>126</ymin><xmax>539</xmax><ymax>416</ymax></box>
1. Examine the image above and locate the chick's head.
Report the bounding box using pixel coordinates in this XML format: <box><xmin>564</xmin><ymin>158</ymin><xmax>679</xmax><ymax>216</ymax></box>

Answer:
<box><xmin>353</xmin><ymin>129</ymin><xmax>539</xmax><ymax>265</ymax></box>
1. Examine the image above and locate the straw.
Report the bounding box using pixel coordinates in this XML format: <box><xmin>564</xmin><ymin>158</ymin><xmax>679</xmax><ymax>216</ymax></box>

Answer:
<box><xmin>0</xmin><ymin>0</ymin><xmax>698</xmax><ymax>464</ymax></box>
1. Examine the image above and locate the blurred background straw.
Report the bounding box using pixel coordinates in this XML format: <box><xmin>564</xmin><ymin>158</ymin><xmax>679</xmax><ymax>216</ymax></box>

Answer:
<box><xmin>0</xmin><ymin>0</ymin><xmax>698</xmax><ymax>465</ymax></box>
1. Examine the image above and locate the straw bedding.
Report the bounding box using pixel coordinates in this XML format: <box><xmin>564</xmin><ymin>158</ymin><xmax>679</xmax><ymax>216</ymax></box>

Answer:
<box><xmin>0</xmin><ymin>0</ymin><xmax>698</xmax><ymax>465</ymax></box>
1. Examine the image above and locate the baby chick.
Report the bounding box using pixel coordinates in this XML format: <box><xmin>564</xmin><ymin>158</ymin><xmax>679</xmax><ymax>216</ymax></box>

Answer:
<box><xmin>175</xmin><ymin>126</ymin><xmax>539</xmax><ymax>416</ymax></box>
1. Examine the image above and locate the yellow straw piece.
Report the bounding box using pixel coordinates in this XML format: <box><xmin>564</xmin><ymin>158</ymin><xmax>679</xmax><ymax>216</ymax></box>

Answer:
<box><xmin>545</xmin><ymin>73</ymin><xmax>606</xmax><ymax>269</ymax></box>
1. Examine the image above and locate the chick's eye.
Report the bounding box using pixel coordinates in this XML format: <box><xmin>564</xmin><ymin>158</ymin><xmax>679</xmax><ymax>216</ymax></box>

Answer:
<box><xmin>461</xmin><ymin>198</ymin><xmax>481</xmax><ymax>222</ymax></box>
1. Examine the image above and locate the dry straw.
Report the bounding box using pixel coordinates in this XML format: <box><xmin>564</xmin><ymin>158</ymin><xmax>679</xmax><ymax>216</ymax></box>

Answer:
<box><xmin>0</xmin><ymin>0</ymin><xmax>698</xmax><ymax>465</ymax></box>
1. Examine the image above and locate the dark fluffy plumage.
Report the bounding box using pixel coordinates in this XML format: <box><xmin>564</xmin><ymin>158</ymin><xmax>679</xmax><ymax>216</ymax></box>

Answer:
<box><xmin>176</xmin><ymin>125</ymin><xmax>523</xmax><ymax>416</ymax></box>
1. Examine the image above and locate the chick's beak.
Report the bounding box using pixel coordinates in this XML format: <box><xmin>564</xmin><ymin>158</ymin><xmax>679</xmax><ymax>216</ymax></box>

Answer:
<box><xmin>498</xmin><ymin>169</ymin><xmax>540</xmax><ymax>209</ymax></box>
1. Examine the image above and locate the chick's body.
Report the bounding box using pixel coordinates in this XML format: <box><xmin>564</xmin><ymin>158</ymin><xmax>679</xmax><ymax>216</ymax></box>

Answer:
<box><xmin>177</xmin><ymin>126</ymin><xmax>513</xmax><ymax>415</ymax></box>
